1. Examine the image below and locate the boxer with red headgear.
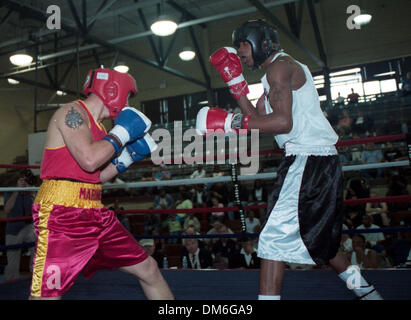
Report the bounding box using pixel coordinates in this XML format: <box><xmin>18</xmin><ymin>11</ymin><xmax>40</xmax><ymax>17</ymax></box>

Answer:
<box><xmin>29</xmin><ymin>68</ymin><xmax>174</xmax><ymax>300</ymax></box>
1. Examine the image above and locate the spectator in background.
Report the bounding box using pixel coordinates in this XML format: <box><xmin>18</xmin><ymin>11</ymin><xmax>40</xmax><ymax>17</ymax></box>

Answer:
<box><xmin>162</xmin><ymin>213</ymin><xmax>182</xmax><ymax>244</ymax></box>
<box><xmin>191</xmin><ymin>184</ymin><xmax>208</xmax><ymax>208</ymax></box>
<box><xmin>245</xmin><ymin>210</ymin><xmax>261</xmax><ymax>234</ymax></box>
<box><xmin>181</xmin><ymin>239</ymin><xmax>213</xmax><ymax>269</ymax></box>
<box><xmin>366</xmin><ymin>191</ymin><xmax>390</xmax><ymax>227</ymax></box>
<box><xmin>206</xmin><ymin>221</ymin><xmax>234</xmax><ymax>245</ymax></box>
<box><xmin>212</xmin><ymin>224</ymin><xmax>238</xmax><ymax>264</ymax></box>
<box><xmin>208</xmin><ymin>181</ymin><xmax>229</xmax><ymax>206</ymax></box>
<box><xmin>183</xmin><ymin>214</ymin><xmax>201</xmax><ymax>233</ymax></box>
<box><xmin>381</xmin><ymin>115</ymin><xmax>401</xmax><ymax>136</ymax></box>
<box><xmin>338</xmin><ymin>146</ymin><xmax>352</xmax><ymax>166</ymax></box>
<box><xmin>210</xmin><ymin>196</ymin><xmax>225</xmax><ymax>224</ymax></box>
<box><xmin>386</xmin><ymin>169</ymin><xmax>409</xmax><ymax>213</ymax></box>
<box><xmin>383</xmin><ymin>142</ymin><xmax>406</xmax><ymax>163</ymax></box>
<box><xmin>348</xmin><ymin>88</ymin><xmax>360</xmax><ymax>104</ymax></box>
<box><xmin>356</xmin><ymin>215</ymin><xmax>385</xmax><ymax>250</ymax></box>
<box><xmin>337</xmin><ymin>110</ymin><xmax>352</xmax><ymax>133</ymax></box>
<box><xmin>3</xmin><ymin>170</ymin><xmax>37</xmax><ymax>281</ymax></box>
<box><xmin>175</xmin><ymin>191</ymin><xmax>193</xmax><ymax>225</ymax></box>
<box><xmin>340</xmin><ymin>224</ymin><xmax>353</xmax><ymax>254</ymax></box>
<box><xmin>145</xmin><ymin>188</ymin><xmax>175</xmax><ymax>234</ymax></box>
<box><xmin>190</xmin><ymin>165</ymin><xmax>207</xmax><ymax>180</ymax></box>
<box><xmin>401</xmin><ymin>71</ymin><xmax>411</xmax><ymax>96</ymax></box>
<box><xmin>360</xmin><ymin>142</ymin><xmax>384</xmax><ymax>178</ymax></box>
<box><xmin>153</xmin><ymin>164</ymin><xmax>172</xmax><ymax>182</ymax></box>
<box><xmin>346</xmin><ymin>234</ymin><xmax>378</xmax><ymax>269</ymax></box>
<box><xmin>250</xmin><ymin>180</ymin><xmax>268</xmax><ymax>220</ymax></box>
<box><xmin>345</xmin><ymin>173</ymin><xmax>370</xmax><ymax>227</ymax></box>
<box><xmin>334</xmin><ymin>92</ymin><xmax>345</xmax><ymax>106</ymax></box>
<box><xmin>352</xmin><ymin>110</ymin><xmax>373</xmax><ymax>137</ymax></box>
<box><xmin>229</xmin><ymin>238</ymin><xmax>260</xmax><ymax>269</ymax></box>
<box><xmin>139</xmin><ymin>238</ymin><xmax>165</xmax><ymax>269</ymax></box>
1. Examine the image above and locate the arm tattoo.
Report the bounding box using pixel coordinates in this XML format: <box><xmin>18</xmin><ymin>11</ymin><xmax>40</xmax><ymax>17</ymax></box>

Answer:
<box><xmin>269</xmin><ymin>81</ymin><xmax>286</xmax><ymax>103</ymax></box>
<box><xmin>65</xmin><ymin>107</ymin><xmax>84</xmax><ymax>129</ymax></box>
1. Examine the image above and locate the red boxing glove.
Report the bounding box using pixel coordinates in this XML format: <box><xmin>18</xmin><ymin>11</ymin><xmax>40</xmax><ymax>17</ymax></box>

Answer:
<box><xmin>196</xmin><ymin>107</ymin><xmax>251</xmax><ymax>135</ymax></box>
<box><xmin>209</xmin><ymin>47</ymin><xmax>249</xmax><ymax>100</ymax></box>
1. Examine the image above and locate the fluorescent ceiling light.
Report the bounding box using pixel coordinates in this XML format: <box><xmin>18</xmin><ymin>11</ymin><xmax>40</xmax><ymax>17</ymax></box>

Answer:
<box><xmin>150</xmin><ymin>16</ymin><xmax>178</xmax><ymax>36</ymax></box>
<box><xmin>179</xmin><ymin>48</ymin><xmax>196</xmax><ymax>61</ymax></box>
<box><xmin>374</xmin><ymin>71</ymin><xmax>396</xmax><ymax>77</ymax></box>
<box><xmin>330</xmin><ymin>68</ymin><xmax>361</xmax><ymax>77</ymax></box>
<box><xmin>114</xmin><ymin>63</ymin><xmax>129</xmax><ymax>73</ymax></box>
<box><xmin>56</xmin><ymin>90</ymin><xmax>67</xmax><ymax>96</ymax></box>
<box><xmin>10</xmin><ymin>53</ymin><xmax>33</xmax><ymax>66</ymax></box>
<box><xmin>198</xmin><ymin>100</ymin><xmax>209</xmax><ymax>105</ymax></box>
<box><xmin>7</xmin><ymin>78</ymin><xmax>20</xmax><ymax>85</ymax></box>
<box><xmin>354</xmin><ymin>12</ymin><xmax>372</xmax><ymax>26</ymax></box>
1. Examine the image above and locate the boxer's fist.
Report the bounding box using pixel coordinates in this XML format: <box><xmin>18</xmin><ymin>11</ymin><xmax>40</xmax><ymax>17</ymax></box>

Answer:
<box><xmin>112</xmin><ymin>133</ymin><xmax>158</xmax><ymax>173</ymax></box>
<box><xmin>196</xmin><ymin>107</ymin><xmax>251</xmax><ymax>135</ymax></box>
<box><xmin>209</xmin><ymin>47</ymin><xmax>249</xmax><ymax>100</ymax></box>
<box><xmin>104</xmin><ymin>107</ymin><xmax>151</xmax><ymax>154</ymax></box>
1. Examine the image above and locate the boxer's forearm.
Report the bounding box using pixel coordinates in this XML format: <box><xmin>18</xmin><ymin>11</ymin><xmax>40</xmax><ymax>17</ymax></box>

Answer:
<box><xmin>100</xmin><ymin>163</ymin><xmax>119</xmax><ymax>184</ymax></box>
<box><xmin>237</xmin><ymin>96</ymin><xmax>258</xmax><ymax>116</ymax></box>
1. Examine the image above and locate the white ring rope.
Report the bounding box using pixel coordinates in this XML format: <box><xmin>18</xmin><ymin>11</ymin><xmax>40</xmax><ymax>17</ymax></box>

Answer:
<box><xmin>0</xmin><ymin>160</ymin><xmax>408</xmax><ymax>192</ymax></box>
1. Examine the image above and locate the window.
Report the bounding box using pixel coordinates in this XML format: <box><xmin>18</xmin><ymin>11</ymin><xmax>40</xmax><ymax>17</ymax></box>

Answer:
<box><xmin>380</xmin><ymin>79</ymin><xmax>397</xmax><ymax>93</ymax></box>
<box><xmin>363</xmin><ymin>81</ymin><xmax>380</xmax><ymax>95</ymax></box>
<box><xmin>247</xmin><ymin>83</ymin><xmax>264</xmax><ymax>107</ymax></box>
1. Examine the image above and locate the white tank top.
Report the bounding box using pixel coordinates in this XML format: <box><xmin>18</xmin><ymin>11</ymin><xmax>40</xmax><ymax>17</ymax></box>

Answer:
<box><xmin>351</xmin><ymin>249</ymin><xmax>370</xmax><ymax>269</ymax></box>
<box><xmin>261</xmin><ymin>51</ymin><xmax>338</xmax><ymax>156</ymax></box>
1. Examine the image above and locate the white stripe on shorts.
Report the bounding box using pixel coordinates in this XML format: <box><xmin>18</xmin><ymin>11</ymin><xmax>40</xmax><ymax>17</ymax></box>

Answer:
<box><xmin>257</xmin><ymin>155</ymin><xmax>316</xmax><ymax>265</ymax></box>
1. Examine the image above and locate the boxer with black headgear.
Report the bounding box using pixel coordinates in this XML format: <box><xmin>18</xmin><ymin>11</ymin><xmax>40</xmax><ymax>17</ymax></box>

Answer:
<box><xmin>196</xmin><ymin>19</ymin><xmax>383</xmax><ymax>300</ymax></box>
<box><xmin>29</xmin><ymin>68</ymin><xmax>174</xmax><ymax>300</ymax></box>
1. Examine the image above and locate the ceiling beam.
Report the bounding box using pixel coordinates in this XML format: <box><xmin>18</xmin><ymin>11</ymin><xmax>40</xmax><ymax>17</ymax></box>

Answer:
<box><xmin>3</xmin><ymin>0</ymin><xmax>207</xmax><ymax>88</ymax></box>
<box><xmin>248</xmin><ymin>0</ymin><xmax>325</xmax><ymax>68</ymax></box>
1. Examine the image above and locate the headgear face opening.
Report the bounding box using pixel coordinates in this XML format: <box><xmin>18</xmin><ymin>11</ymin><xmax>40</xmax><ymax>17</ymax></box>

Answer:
<box><xmin>232</xmin><ymin>19</ymin><xmax>280</xmax><ymax>69</ymax></box>
<box><xmin>82</xmin><ymin>68</ymin><xmax>137</xmax><ymax>119</ymax></box>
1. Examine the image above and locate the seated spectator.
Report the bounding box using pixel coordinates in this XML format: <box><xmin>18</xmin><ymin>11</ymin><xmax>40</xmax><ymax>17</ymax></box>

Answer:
<box><xmin>175</xmin><ymin>191</ymin><xmax>193</xmax><ymax>224</ymax></box>
<box><xmin>250</xmin><ymin>180</ymin><xmax>268</xmax><ymax>220</ymax></box>
<box><xmin>349</xmin><ymin>143</ymin><xmax>363</xmax><ymax>164</ymax></box>
<box><xmin>191</xmin><ymin>184</ymin><xmax>208</xmax><ymax>208</ymax></box>
<box><xmin>345</xmin><ymin>173</ymin><xmax>370</xmax><ymax>227</ymax></box>
<box><xmin>210</xmin><ymin>196</ymin><xmax>225</xmax><ymax>224</ymax></box>
<box><xmin>338</xmin><ymin>146</ymin><xmax>351</xmax><ymax>166</ymax></box>
<box><xmin>386</xmin><ymin>170</ymin><xmax>409</xmax><ymax>212</ymax></box>
<box><xmin>360</xmin><ymin>142</ymin><xmax>383</xmax><ymax>178</ymax></box>
<box><xmin>145</xmin><ymin>188</ymin><xmax>175</xmax><ymax>234</ymax></box>
<box><xmin>346</xmin><ymin>234</ymin><xmax>378</xmax><ymax>269</ymax></box>
<box><xmin>183</xmin><ymin>226</ymin><xmax>204</xmax><ymax>248</ymax></box>
<box><xmin>356</xmin><ymin>214</ymin><xmax>385</xmax><ymax>250</ymax></box>
<box><xmin>334</xmin><ymin>92</ymin><xmax>345</xmax><ymax>106</ymax></box>
<box><xmin>245</xmin><ymin>210</ymin><xmax>261</xmax><ymax>234</ymax></box>
<box><xmin>383</xmin><ymin>142</ymin><xmax>406</xmax><ymax>163</ymax></box>
<box><xmin>340</xmin><ymin>224</ymin><xmax>353</xmax><ymax>254</ymax></box>
<box><xmin>352</xmin><ymin>110</ymin><xmax>373</xmax><ymax>137</ymax></box>
<box><xmin>229</xmin><ymin>238</ymin><xmax>260</xmax><ymax>269</ymax></box>
<box><xmin>162</xmin><ymin>213</ymin><xmax>182</xmax><ymax>244</ymax></box>
<box><xmin>365</xmin><ymin>191</ymin><xmax>390</xmax><ymax>227</ymax></box>
<box><xmin>208</xmin><ymin>181</ymin><xmax>229</xmax><ymax>205</ymax></box>
<box><xmin>383</xmin><ymin>227</ymin><xmax>411</xmax><ymax>267</ymax></box>
<box><xmin>190</xmin><ymin>165</ymin><xmax>207</xmax><ymax>180</ymax></box>
<box><xmin>212</xmin><ymin>225</ymin><xmax>238</xmax><ymax>262</ymax></box>
<box><xmin>139</xmin><ymin>238</ymin><xmax>164</xmax><ymax>269</ymax></box>
<box><xmin>181</xmin><ymin>239</ymin><xmax>213</xmax><ymax>269</ymax></box>
<box><xmin>183</xmin><ymin>214</ymin><xmax>201</xmax><ymax>233</ymax></box>
<box><xmin>401</xmin><ymin>71</ymin><xmax>411</xmax><ymax>96</ymax></box>
<box><xmin>337</xmin><ymin>110</ymin><xmax>352</xmax><ymax>132</ymax></box>
<box><xmin>347</xmin><ymin>88</ymin><xmax>360</xmax><ymax>104</ymax></box>
<box><xmin>153</xmin><ymin>164</ymin><xmax>172</xmax><ymax>181</ymax></box>
<box><xmin>206</xmin><ymin>221</ymin><xmax>234</xmax><ymax>245</ymax></box>
<box><xmin>227</xmin><ymin>184</ymin><xmax>249</xmax><ymax>221</ymax></box>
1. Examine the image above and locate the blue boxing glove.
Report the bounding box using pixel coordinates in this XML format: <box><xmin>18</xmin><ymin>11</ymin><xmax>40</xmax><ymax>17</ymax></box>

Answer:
<box><xmin>103</xmin><ymin>107</ymin><xmax>151</xmax><ymax>154</ymax></box>
<box><xmin>112</xmin><ymin>133</ymin><xmax>158</xmax><ymax>173</ymax></box>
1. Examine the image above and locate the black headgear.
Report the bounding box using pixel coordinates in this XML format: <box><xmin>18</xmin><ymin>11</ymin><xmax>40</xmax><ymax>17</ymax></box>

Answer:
<box><xmin>232</xmin><ymin>19</ymin><xmax>280</xmax><ymax>68</ymax></box>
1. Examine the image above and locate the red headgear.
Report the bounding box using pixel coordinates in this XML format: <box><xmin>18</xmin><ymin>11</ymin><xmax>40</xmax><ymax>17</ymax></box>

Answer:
<box><xmin>82</xmin><ymin>68</ymin><xmax>137</xmax><ymax>119</ymax></box>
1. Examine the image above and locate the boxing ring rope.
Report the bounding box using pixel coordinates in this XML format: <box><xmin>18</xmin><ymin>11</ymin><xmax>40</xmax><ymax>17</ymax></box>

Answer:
<box><xmin>0</xmin><ymin>133</ymin><xmax>409</xmax><ymax>252</ymax></box>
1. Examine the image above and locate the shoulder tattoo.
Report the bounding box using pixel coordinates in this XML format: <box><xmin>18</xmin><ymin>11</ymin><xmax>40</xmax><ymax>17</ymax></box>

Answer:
<box><xmin>65</xmin><ymin>107</ymin><xmax>84</xmax><ymax>129</ymax></box>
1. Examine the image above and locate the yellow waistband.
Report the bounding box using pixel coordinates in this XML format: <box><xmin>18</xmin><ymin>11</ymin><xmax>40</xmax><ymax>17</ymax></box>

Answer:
<box><xmin>34</xmin><ymin>179</ymin><xmax>104</xmax><ymax>209</ymax></box>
